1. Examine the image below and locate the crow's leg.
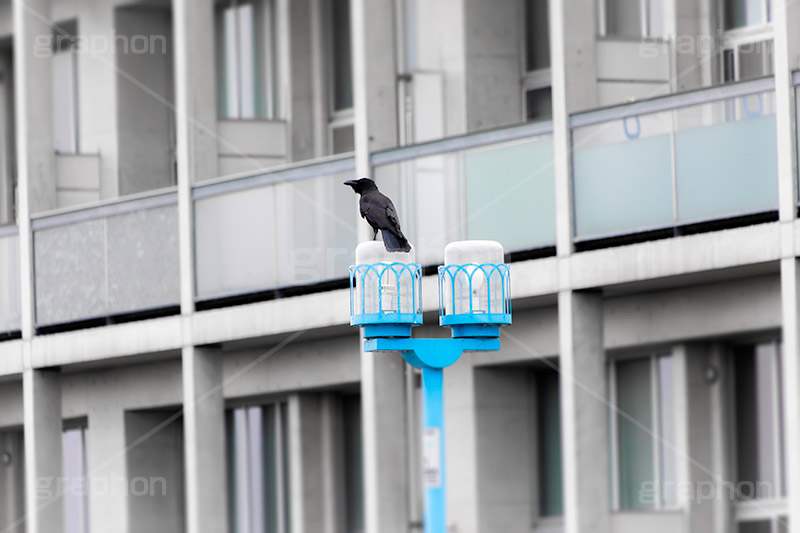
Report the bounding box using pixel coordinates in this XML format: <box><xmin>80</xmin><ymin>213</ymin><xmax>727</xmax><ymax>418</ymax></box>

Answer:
<box><xmin>372</xmin><ymin>227</ymin><xmax>378</xmax><ymax>241</ymax></box>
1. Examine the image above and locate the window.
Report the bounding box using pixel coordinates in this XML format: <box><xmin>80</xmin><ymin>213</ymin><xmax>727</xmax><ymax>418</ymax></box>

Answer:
<box><xmin>525</xmin><ymin>0</ymin><xmax>549</xmax><ymax>72</ymax></box>
<box><xmin>721</xmin><ymin>39</ymin><xmax>773</xmax><ymax>82</ymax></box>
<box><xmin>63</xmin><ymin>424</ymin><xmax>88</xmax><ymax>533</ymax></box>
<box><xmin>329</xmin><ymin>0</ymin><xmax>354</xmax><ymax>154</ymax></box>
<box><xmin>724</xmin><ymin>0</ymin><xmax>771</xmax><ymax>29</ymax></box>
<box><xmin>342</xmin><ymin>394</ymin><xmax>364</xmax><ymax>533</ymax></box>
<box><xmin>533</xmin><ymin>368</ymin><xmax>563</xmax><ymax>518</ymax></box>
<box><xmin>330</xmin><ymin>0</ymin><xmax>353</xmax><ymax>112</ymax></box>
<box><xmin>738</xmin><ymin>519</ymin><xmax>789</xmax><ymax>533</ymax></box>
<box><xmin>523</xmin><ymin>0</ymin><xmax>551</xmax><ymax>121</ymax></box>
<box><xmin>599</xmin><ymin>0</ymin><xmax>664</xmax><ymax>38</ymax></box>
<box><xmin>216</xmin><ymin>0</ymin><xmax>279</xmax><ymax>119</ymax></box>
<box><xmin>729</xmin><ymin>342</ymin><xmax>787</xmax><ymax>533</ymax></box>
<box><xmin>52</xmin><ymin>21</ymin><xmax>79</xmax><ymax>154</ymax></box>
<box><xmin>610</xmin><ymin>353</ymin><xmax>675</xmax><ymax>510</ymax></box>
<box><xmin>732</xmin><ymin>343</ymin><xmax>784</xmax><ymax>501</ymax></box>
<box><xmin>0</xmin><ymin>429</ymin><xmax>25</xmax><ymax>531</ymax></box>
<box><xmin>227</xmin><ymin>403</ymin><xmax>291</xmax><ymax>533</ymax></box>
<box><xmin>525</xmin><ymin>88</ymin><xmax>552</xmax><ymax>121</ymax></box>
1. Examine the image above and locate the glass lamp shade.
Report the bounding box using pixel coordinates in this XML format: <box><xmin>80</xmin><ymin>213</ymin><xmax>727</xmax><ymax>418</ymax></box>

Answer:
<box><xmin>439</xmin><ymin>240</ymin><xmax>511</xmax><ymax>336</ymax></box>
<box><xmin>349</xmin><ymin>242</ymin><xmax>422</xmax><ymax>336</ymax></box>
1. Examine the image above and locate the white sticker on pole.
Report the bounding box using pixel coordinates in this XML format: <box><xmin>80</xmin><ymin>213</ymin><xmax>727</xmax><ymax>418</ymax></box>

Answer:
<box><xmin>423</xmin><ymin>427</ymin><xmax>442</xmax><ymax>488</ymax></box>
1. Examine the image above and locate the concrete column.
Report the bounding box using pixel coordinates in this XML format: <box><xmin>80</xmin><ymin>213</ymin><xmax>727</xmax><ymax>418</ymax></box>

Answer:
<box><xmin>86</xmin><ymin>407</ymin><xmax>128</xmax><ymax>533</ymax></box>
<box><xmin>352</xmin><ymin>0</ymin><xmax>398</xmax><ymax>174</ymax></box>
<box><xmin>173</xmin><ymin>0</ymin><xmax>217</xmax><ymax>314</ymax></box>
<box><xmin>780</xmin><ymin>259</ymin><xmax>800</xmax><ymax>533</ymax></box>
<box><xmin>172</xmin><ymin>0</ymin><xmax>216</xmax><ymax>184</ymax></box>
<box><xmin>13</xmin><ymin>0</ymin><xmax>55</xmax><ymax>341</ymax></box>
<box><xmin>360</xmin><ymin>351</ymin><xmax>409</xmax><ymax>533</ymax></box>
<box><xmin>288</xmin><ymin>393</ymin><xmax>325</xmax><ymax>533</ymax></box>
<box><xmin>549</xmin><ymin>0</ymin><xmax>597</xmax><ymax>256</ymax></box>
<box><xmin>557</xmin><ymin>290</ymin><xmax>608</xmax><ymax>533</ymax></box>
<box><xmin>22</xmin><ymin>368</ymin><xmax>63</xmax><ymax>533</ymax></box>
<box><xmin>774</xmin><ymin>0</ymin><xmax>800</xmax><ymax>223</ymax></box>
<box><xmin>12</xmin><ymin>0</ymin><xmax>56</xmax><ymax>215</ymax></box>
<box><xmin>182</xmin><ymin>345</ymin><xmax>227</xmax><ymax>533</ymax></box>
<box><xmin>775</xmin><ymin>0</ymin><xmax>800</xmax><ymax>527</ymax></box>
<box><xmin>359</xmin><ymin>0</ymin><xmax>397</xmax><ymax>152</ymax></box>
<box><xmin>352</xmin><ymin>1</ymin><xmax>408</xmax><ymax>532</ymax></box>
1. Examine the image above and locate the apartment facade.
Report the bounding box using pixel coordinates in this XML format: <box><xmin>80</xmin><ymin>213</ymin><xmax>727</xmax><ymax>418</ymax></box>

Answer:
<box><xmin>0</xmin><ymin>0</ymin><xmax>799</xmax><ymax>532</ymax></box>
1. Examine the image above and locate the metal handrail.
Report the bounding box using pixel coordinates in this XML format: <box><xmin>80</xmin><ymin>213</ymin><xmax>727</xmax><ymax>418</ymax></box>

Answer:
<box><xmin>370</xmin><ymin>119</ymin><xmax>554</xmax><ymax>167</ymax></box>
<box><xmin>192</xmin><ymin>154</ymin><xmax>356</xmax><ymax>200</ymax></box>
<box><xmin>0</xmin><ymin>224</ymin><xmax>19</xmax><ymax>238</ymax></box>
<box><xmin>31</xmin><ymin>188</ymin><xmax>178</xmax><ymax>231</ymax></box>
<box><xmin>570</xmin><ymin>76</ymin><xmax>775</xmax><ymax>129</ymax></box>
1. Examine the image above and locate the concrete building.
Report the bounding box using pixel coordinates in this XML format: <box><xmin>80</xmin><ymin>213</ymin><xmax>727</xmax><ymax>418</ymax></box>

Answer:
<box><xmin>0</xmin><ymin>0</ymin><xmax>798</xmax><ymax>532</ymax></box>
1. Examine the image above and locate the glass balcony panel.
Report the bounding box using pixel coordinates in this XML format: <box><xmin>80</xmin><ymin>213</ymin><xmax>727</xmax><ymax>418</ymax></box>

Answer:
<box><xmin>195</xmin><ymin>186</ymin><xmax>277</xmax><ymax>299</ymax></box>
<box><xmin>675</xmin><ymin>92</ymin><xmax>778</xmax><ymax>223</ymax></box>
<box><xmin>572</xmin><ymin>112</ymin><xmax>674</xmax><ymax>239</ymax></box>
<box><xmin>375</xmin><ymin>153</ymin><xmax>462</xmax><ymax>265</ymax></box>
<box><xmin>0</xmin><ymin>230</ymin><xmax>21</xmax><ymax>333</ymax></box>
<box><xmin>465</xmin><ymin>137</ymin><xmax>556</xmax><ymax>251</ymax></box>
<box><xmin>106</xmin><ymin>205</ymin><xmax>180</xmax><ymax>315</ymax></box>
<box><xmin>274</xmin><ymin>172</ymin><xmax>358</xmax><ymax>286</ymax></box>
<box><xmin>33</xmin><ymin>198</ymin><xmax>180</xmax><ymax>326</ymax></box>
<box><xmin>34</xmin><ymin>219</ymin><xmax>106</xmax><ymax>326</ymax></box>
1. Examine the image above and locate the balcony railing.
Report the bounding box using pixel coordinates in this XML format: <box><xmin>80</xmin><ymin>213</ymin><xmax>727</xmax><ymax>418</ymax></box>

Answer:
<box><xmin>0</xmin><ymin>225</ymin><xmax>20</xmax><ymax>334</ymax></box>
<box><xmin>193</xmin><ymin>155</ymin><xmax>358</xmax><ymax>301</ymax></box>
<box><xmin>571</xmin><ymin>76</ymin><xmax>778</xmax><ymax>242</ymax></box>
<box><xmin>32</xmin><ymin>189</ymin><xmax>180</xmax><ymax>327</ymax></box>
<box><xmin>371</xmin><ymin>121</ymin><xmax>556</xmax><ymax>265</ymax></box>
<box><xmin>6</xmin><ymin>77</ymin><xmax>792</xmax><ymax>331</ymax></box>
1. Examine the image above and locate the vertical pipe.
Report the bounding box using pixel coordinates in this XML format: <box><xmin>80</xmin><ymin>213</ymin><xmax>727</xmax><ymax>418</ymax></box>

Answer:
<box><xmin>421</xmin><ymin>365</ymin><xmax>445</xmax><ymax>533</ymax></box>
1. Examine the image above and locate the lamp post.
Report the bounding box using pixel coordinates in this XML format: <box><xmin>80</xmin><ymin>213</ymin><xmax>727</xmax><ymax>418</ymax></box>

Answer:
<box><xmin>350</xmin><ymin>240</ymin><xmax>511</xmax><ymax>533</ymax></box>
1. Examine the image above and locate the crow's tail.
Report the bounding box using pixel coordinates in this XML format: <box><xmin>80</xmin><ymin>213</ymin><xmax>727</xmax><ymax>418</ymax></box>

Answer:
<box><xmin>381</xmin><ymin>229</ymin><xmax>412</xmax><ymax>253</ymax></box>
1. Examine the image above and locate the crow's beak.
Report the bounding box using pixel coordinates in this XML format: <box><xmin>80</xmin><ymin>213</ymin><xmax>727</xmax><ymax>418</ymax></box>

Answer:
<box><xmin>343</xmin><ymin>179</ymin><xmax>357</xmax><ymax>188</ymax></box>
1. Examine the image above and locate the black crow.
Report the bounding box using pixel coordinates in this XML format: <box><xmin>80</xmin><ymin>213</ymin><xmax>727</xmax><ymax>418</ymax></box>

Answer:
<box><xmin>344</xmin><ymin>177</ymin><xmax>412</xmax><ymax>253</ymax></box>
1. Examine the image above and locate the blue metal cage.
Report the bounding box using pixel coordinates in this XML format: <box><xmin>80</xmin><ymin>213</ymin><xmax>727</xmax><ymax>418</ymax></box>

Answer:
<box><xmin>438</xmin><ymin>263</ymin><xmax>511</xmax><ymax>336</ymax></box>
<box><xmin>349</xmin><ymin>262</ymin><xmax>423</xmax><ymax>336</ymax></box>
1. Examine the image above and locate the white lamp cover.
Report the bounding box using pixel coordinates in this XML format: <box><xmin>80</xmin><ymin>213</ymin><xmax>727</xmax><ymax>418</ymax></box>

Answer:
<box><xmin>353</xmin><ymin>241</ymin><xmax>419</xmax><ymax>316</ymax></box>
<box><xmin>356</xmin><ymin>241</ymin><xmax>416</xmax><ymax>265</ymax></box>
<box><xmin>442</xmin><ymin>240</ymin><xmax>506</xmax><ymax>316</ymax></box>
<box><xmin>443</xmin><ymin>240</ymin><xmax>503</xmax><ymax>266</ymax></box>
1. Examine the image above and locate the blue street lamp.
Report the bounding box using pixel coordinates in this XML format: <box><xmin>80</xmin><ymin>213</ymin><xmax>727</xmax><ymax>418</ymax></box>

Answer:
<box><xmin>349</xmin><ymin>240</ymin><xmax>511</xmax><ymax>533</ymax></box>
